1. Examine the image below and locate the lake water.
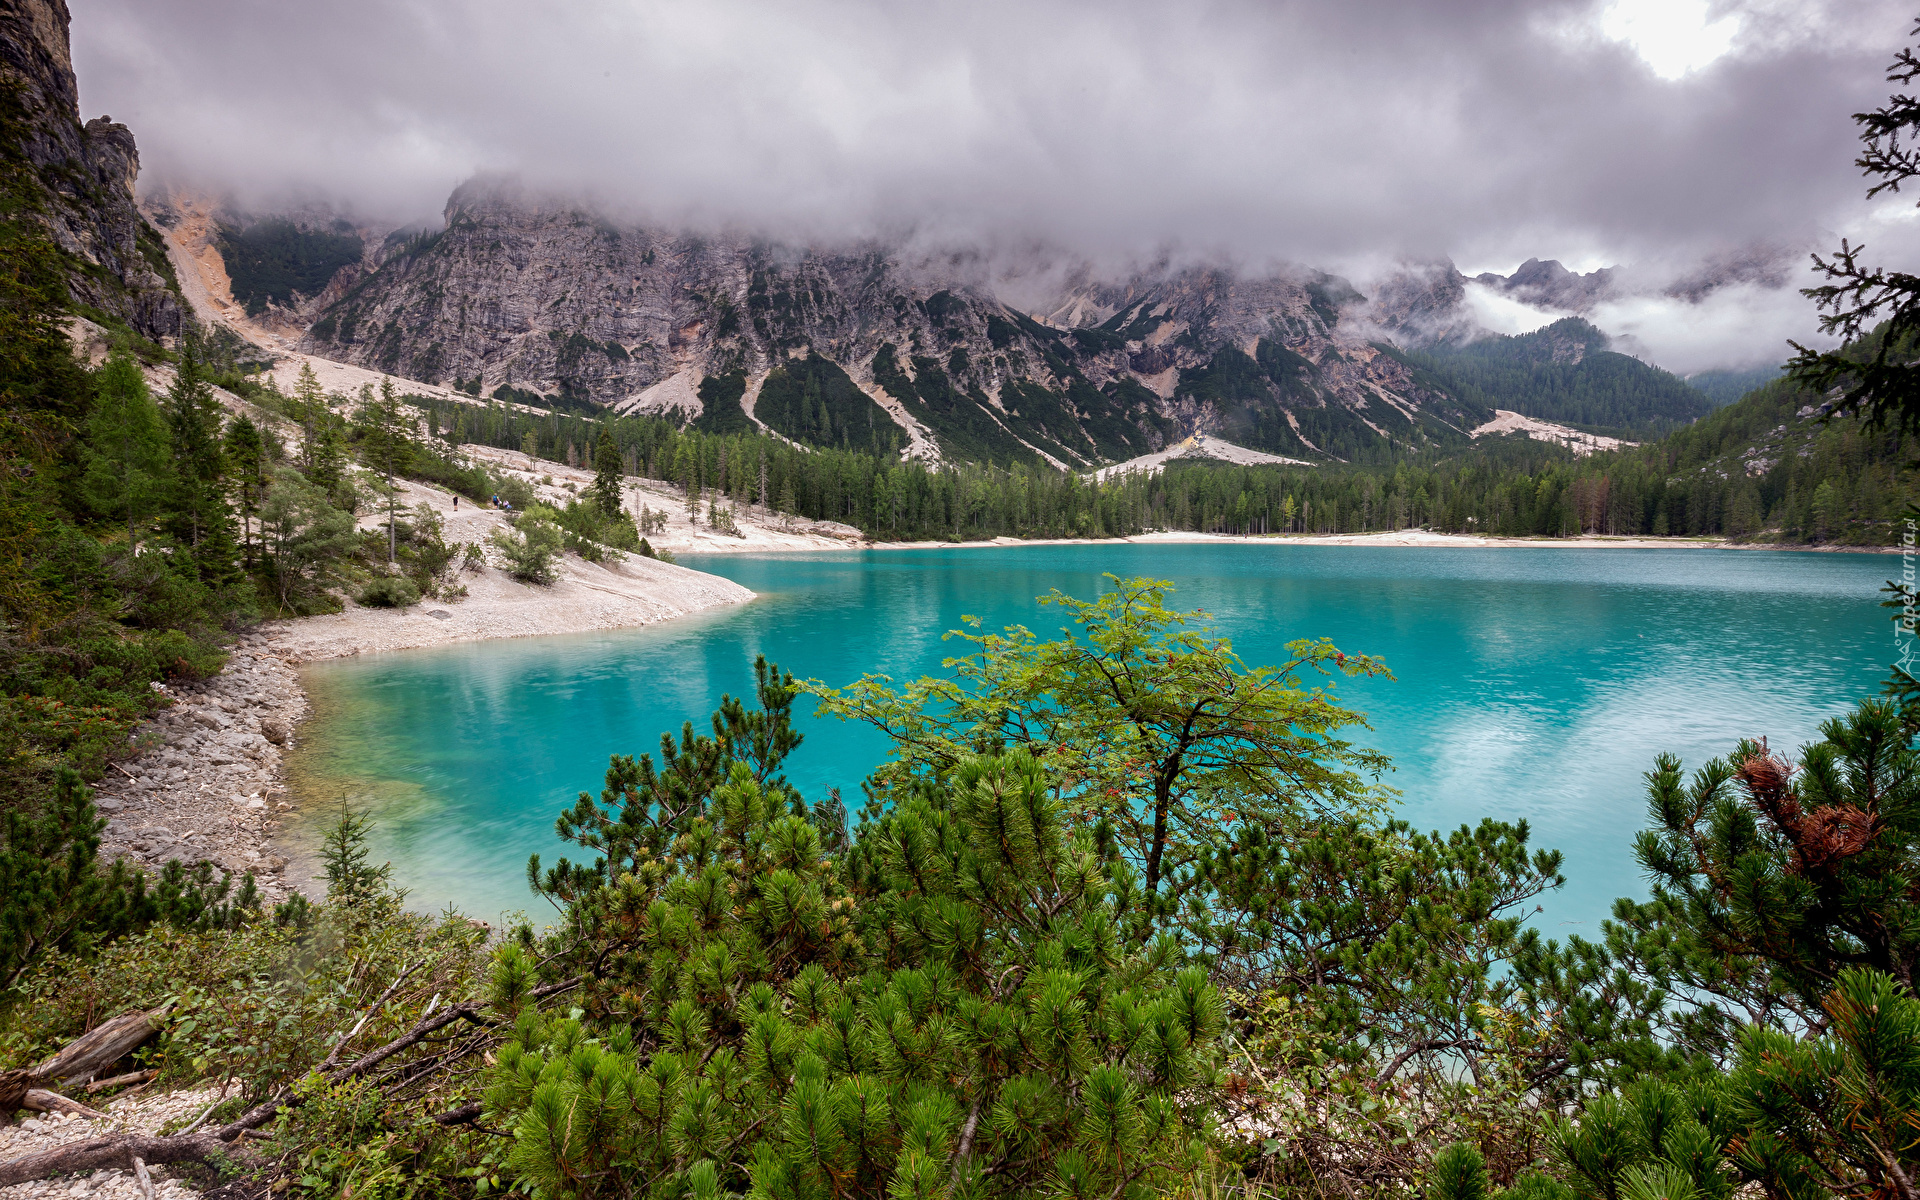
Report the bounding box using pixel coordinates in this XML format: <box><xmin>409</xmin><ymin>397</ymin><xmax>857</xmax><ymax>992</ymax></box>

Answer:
<box><xmin>285</xmin><ymin>544</ymin><xmax>1896</xmax><ymax>933</ymax></box>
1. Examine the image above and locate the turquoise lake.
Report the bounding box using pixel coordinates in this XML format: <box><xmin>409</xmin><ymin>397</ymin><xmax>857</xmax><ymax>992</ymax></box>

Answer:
<box><xmin>287</xmin><ymin>544</ymin><xmax>1897</xmax><ymax>933</ymax></box>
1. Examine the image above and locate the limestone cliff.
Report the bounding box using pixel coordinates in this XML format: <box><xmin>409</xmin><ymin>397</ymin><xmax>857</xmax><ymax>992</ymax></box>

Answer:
<box><xmin>227</xmin><ymin>176</ymin><xmax>1484</xmax><ymax>466</ymax></box>
<box><xmin>0</xmin><ymin>0</ymin><xmax>181</xmax><ymax>339</ymax></box>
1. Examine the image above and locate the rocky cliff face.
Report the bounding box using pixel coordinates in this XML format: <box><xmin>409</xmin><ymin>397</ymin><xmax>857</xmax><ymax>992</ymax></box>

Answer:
<box><xmin>262</xmin><ymin>177</ymin><xmax>1484</xmax><ymax>466</ymax></box>
<box><xmin>0</xmin><ymin>0</ymin><xmax>181</xmax><ymax>339</ymax></box>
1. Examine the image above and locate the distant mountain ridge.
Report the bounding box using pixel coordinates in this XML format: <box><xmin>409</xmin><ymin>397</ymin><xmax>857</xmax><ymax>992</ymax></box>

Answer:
<box><xmin>134</xmin><ymin>193</ymin><xmax>1733</xmax><ymax>469</ymax></box>
<box><xmin>203</xmin><ymin>175</ymin><xmax>1490</xmax><ymax>469</ymax></box>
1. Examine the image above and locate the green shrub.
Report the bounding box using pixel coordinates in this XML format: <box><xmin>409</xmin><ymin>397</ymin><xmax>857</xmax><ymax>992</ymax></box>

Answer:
<box><xmin>488</xmin><ymin>517</ymin><xmax>564</xmax><ymax>584</ymax></box>
<box><xmin>355</xmin><ymin>575</ymin><xmax>421</xmax><ymax>608</ymax></box>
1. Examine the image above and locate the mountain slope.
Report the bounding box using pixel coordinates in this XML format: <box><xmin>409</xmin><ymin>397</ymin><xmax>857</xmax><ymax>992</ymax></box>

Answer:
<box><xmin>160</xmin><ymin>177</ymin><xmax>1491</xmax><ymax>468</ymax></box>
<box><xmin>1397</xmin><ymin>318</ymin><xmax>1712</xmax><ymax>436</ymax></box>
<box><xmin>0</xmin><ymin>0</ymin><xmax>180</xmax><ymax>339</ymax></box>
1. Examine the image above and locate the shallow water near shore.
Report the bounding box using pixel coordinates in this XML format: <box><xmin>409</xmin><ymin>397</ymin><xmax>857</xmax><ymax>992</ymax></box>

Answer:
<box><xmin>287</xmin><ymin>544</ymin><xmax>1895</xmax><ymax>933</ymax></box>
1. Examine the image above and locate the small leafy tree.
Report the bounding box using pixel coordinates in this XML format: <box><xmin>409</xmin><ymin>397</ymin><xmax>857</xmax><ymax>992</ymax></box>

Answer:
<box><xmin>257</xmin><ymin>468</ymin><xmax>355</xmax><ymax>612</ymax></box>
<box><xmin>488</xmin><ymin>515</ymin><xmax>564</xmax><ymax>584</ymax></box>
<box><xmin>808</xmin><ymin>576</ymin><xmax>1391</xmax><ymax>896</ymax></box>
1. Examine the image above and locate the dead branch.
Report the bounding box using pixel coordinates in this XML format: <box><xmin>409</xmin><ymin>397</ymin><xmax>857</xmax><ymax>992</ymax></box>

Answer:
<box><xmin>86</xmin><ymin>1070</ymin><xmax>159</xmax><ymax>1095</ymax></box>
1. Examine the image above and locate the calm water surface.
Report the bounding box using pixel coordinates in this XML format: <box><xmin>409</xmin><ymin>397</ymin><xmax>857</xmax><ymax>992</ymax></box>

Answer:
<box><xmin>286</xmin><ymin>545</ymin><xmax>1895</xmax><ymax>931</ymax></box>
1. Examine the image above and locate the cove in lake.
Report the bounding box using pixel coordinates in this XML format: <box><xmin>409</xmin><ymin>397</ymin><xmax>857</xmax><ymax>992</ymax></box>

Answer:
<box><xmin>286</xmin><ymin>544</ymin><xmax>1894</xmax><ymax>932</ymax></box>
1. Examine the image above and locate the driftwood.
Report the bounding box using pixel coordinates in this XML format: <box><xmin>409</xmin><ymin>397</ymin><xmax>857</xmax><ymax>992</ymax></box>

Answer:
<box><xmin>21</xmin><ymin>1090</ymin><xmax>107</xmax><ymax>1119</ymax></box>
<box><xmin>0</xmin><ymin>974</ymin><xmax>584</xmax><ymax>1188</ymax></box>
<box><xmin>87</xmin><ymin>1069</ymin><xmax>159</xmax><ymax>1095</ymax></box>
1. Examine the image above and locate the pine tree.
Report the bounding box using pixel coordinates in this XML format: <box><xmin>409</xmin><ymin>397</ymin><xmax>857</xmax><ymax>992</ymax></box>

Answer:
<box><xmin>590</xmin><ymin>428</ymin><xmax>623</xmax><ymax>516</ymax></box>
<box><xmin>357</xmin><ymin>377</ymin><xmax>416</xmax><ymax>564</ymax></box>
<box><xmin>293</xmin><ymin>361</ymin><xmax>327</xmax><ymax>472</ymax></box>
<box><xmin>223</xmin><ymin>414</ymin><xmax>265</xmax><ymax>566</ymax></box>
<box><xmin>160</xmin><ymin>335</ymin><xmax>237</xmax><ymax>580</ymax></box>
<box><xmin>505</xmin><ymin>665</ymin><xmax>1224</xmax><ymax>1200</ymax></box>
<box><xmin>79</xmin><ymin>352</ymin><xmax>169</xmax><ymax>549</ymax></box>
<box><xmin>2</xmin><ymin>768</ymin><xmax>257</xmax><ymax>990</ymax></box>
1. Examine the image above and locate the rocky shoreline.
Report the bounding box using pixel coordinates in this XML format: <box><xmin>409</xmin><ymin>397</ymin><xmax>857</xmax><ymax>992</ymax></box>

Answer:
<box><xmin>92</xmin><ymin>631</ymin><xmax>308</xmax><ymax>906</ymax></box>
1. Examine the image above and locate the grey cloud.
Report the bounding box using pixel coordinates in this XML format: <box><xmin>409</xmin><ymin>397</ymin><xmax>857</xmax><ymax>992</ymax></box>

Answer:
<box><xmin>69</xmin><ymin>0</ymin><xmax>1916</xmax><ymax>367</ymax></box>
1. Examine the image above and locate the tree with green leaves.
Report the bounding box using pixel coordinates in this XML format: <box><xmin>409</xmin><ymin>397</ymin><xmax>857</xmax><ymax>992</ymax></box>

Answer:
<box><xmin>356</xmin><ymin>377</ymin><xmax>416</xmax><ymax>564</ymax></box>
<box><xmin>160</xmin><ymin>335</ymin><xmax>231</xmax><ymax>566</ymax></box>
<box><xmin>488</xmin><ymin>514</ymin><xmax>564</xmax><ymax>584</ymax></box>
<box><xmin>590</xmin><ymin>427</ymin><xmax>624</xmax><ymax>515</ymax></box>
<box><xmin>257</xmin><ymin>467</ymin><xmax>355</xmax><ymax>611</ymax></box>
<box><xmin>808</xmin><ymin>576</ymin><xmax>1392</xmax><ymax>897</ymax></box>
<box><xmin>223</xmin><ymin>413</ymin><xmax>266</xmax><ymax>566</ymax></box>
<box><xmin>79</xmin><ymin>352</ymin><xmax>170</xmax><ymax>549</ymax></box>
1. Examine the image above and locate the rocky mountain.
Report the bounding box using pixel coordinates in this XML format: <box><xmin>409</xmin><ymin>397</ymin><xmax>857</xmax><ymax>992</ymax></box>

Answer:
<box><xmin>154</xmin><ymin>177</ymin><xmax>1490</xmax><ymax>468</ymax></box>
<box><xmin>0</xmin><ymin>0</ymin><xmax>179</xmax><ymax>340</ymax></box>
<box><xmin>1472</xmin><ymin>258</ymin><xmax>1616</xmax><ymax>312</ymax></box>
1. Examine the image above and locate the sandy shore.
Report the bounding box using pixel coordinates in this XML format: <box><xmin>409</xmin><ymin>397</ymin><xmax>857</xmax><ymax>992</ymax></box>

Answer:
<box><xmin>265</xmin><ymin>473</ymin><xmax>759</xmax><ymax>662</ymax></box>
<box><xmin>709</xmin><ymin>528</ymin><xmax>1899</xmax><ymax>555</ymax></box>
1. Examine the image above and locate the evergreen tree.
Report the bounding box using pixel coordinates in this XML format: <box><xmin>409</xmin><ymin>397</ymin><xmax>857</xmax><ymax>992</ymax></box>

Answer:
<box><xmin>1604</xmin><ymin>703</ymin><xmax>1920</xmax><ymax>1046</ymax></box>
<box><xmin>160</xmin><ymin>335</ymin><xmax>238</xmax><ymax>580</ymax></box>
<box><xmin>293</xmin><ymin>360</ymin><xmax>327</xmax><ymax>472</ymax></box>
<box><xmin>357</xmin><ymin>377</ymin><xmax>416</xmax><ymax>563</ymax></box>
<box><xmin>507</xmin><ymin>665</ymin><xmax>1225</xmax><ymax>1200</ymax></box>
<box><xmin>590</xmin><ymin>427</ymin><xmax>623</xmax><ymax>515</ymax></box>
<box><xmin>2</xmin><ymin>768</ymin><xmax>258</xmax><ymax>990</ymax></box>
<box><xmin>1788</xmin><ymin>19</ymin><xmax>1920</xmax><ymax>431</ymax></box>
<box><xmin>79</xmin><ymin>352</ymin><xmax>169</xmax><ymax>548</ymax></box>
<box><xmin>223</xmin><ymin>413</ymin><xmax>265</xmax><ymax>566</ymax></box>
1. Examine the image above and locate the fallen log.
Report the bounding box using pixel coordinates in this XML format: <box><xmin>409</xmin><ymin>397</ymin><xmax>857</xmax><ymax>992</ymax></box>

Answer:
<box><xmin>0</xmin><ymin>1006</ymin><xmax>168</xmax><ymax>1117</ymax></box>
<box><xmin>35</xmin><ymin>1006</ymin><xmax>169</xmax><ymax>1084</ymax></box>
<box><xmin>0</xmin><ymin>1130</ymin><xmax>226</xmax><ymax>1185</ymax></box>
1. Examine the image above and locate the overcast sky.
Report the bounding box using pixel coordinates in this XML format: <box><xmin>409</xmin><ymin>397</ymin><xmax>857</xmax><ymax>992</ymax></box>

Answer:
<box><xmin>71</xmin><ymin>0</ymin><xmax>1917</xmax><ymax>370</ymax></box>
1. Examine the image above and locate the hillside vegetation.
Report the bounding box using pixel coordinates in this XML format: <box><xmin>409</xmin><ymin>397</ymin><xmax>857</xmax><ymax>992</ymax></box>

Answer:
<box><xmin>1400</xmin><ymin>318</ymin><xmax>1715</xmax><ymax>438</ymax></box>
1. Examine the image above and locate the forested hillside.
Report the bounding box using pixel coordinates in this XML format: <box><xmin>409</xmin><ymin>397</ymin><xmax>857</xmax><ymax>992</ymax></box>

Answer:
<box><xmin>1399</xmin><ymin>317</ymin><xmax>1715</xmax><ymax>437</ymax></box>
<box><xmin>1140</xmin><ymin>366</ymin><xmax>1912</xmax><ymax>543</ymax></box>
<box><xmin>383</xmin><ymin>339</ymin><xmax>1905</xmax><ymax>546</ymax></box>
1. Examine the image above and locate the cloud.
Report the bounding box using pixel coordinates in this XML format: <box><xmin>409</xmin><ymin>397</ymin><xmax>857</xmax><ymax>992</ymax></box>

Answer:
<box><xmin>72</xmin><ymin>0</ymin><xmax>1914</xmax><ymax>322</ymax></box>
